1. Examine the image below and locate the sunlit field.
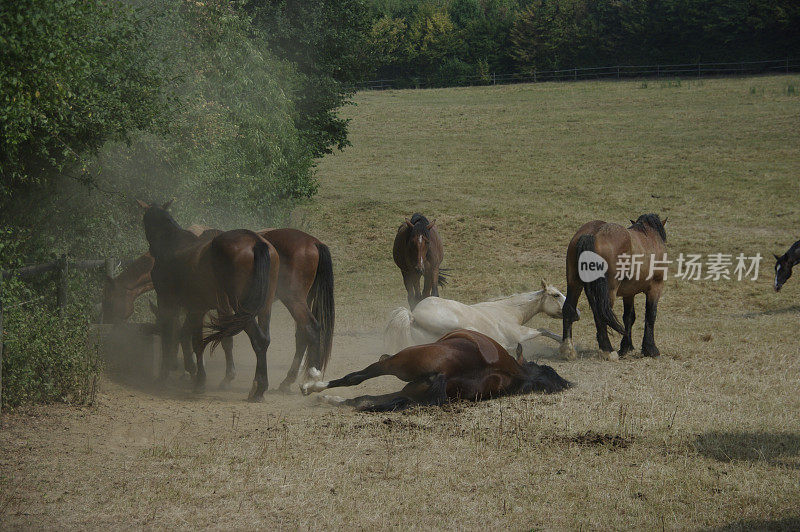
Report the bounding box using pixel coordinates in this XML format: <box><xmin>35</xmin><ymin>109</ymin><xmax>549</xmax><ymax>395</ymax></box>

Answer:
<box><xmin>2</xmin><ymin>75</ymin><xmax>799</xmax><ymax>529</ymax></box>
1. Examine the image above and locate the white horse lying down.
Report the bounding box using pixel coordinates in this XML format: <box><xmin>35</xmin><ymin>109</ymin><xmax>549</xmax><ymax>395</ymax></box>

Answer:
<box><xmin>384</xmin><ymin>281</ymin><xmax>578</xmax><ymax>353</ymax></box>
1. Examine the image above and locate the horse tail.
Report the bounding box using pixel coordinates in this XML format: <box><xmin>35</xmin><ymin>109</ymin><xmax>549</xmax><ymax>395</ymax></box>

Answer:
<box><xmin>437</xmin><ymin>268</ymin><xmax>450</xmax><ymax>287</ymax></box>
<box><xmin>306</xmin><ymin>243</ymin><xmax>335</xmax><ymax>375</ymax></box>
<box><xmin>383</xmin><ymin>307</ymin><xmax>414</xmax><ymax>352</ymax></box>
<box><xmin>575</xmin><ymin>234</ymin><xmax>624</xmax><ymax>334</ymax></box>
<box><xmin>524</xmin><ymin>362</ymin><xmax>573</xmax><ymax>394</ymax></box>
<box><xmin>203</xmin><ymin>239</ymin><xmax>272</xmax><ymax>350</ymax></box>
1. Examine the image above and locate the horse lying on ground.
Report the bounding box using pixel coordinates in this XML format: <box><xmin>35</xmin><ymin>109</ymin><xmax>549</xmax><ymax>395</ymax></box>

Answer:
<box><xmin>560</xmin><ymin>213</ymin><xmax>667</xmax><ymax>361</ymax></box>
<box><xmin>383</xmin><ymin>281</ymin><xmax>574</xmax><ymax>354</ymax></box>
<box><xmin>393</xmin><ymin>213</ymin><xmax>447</xmax><ymax>309</ymax></box>
<box><xmin>103</xmin><ymin>223</ymin><xmax>334</xmax><ymax>391</ymax></box>
<box><xmin>301</xmin><ymin>329</ymin><xmax>572</xmax><ymax>411</ymax></box>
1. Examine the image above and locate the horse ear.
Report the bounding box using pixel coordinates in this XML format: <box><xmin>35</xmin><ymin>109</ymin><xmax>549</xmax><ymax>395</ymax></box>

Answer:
<box><xmin>662</xmin><ymin>216</ymin><xmax>668</xmax><ymax>225</ymax></box>
<box><xmin>774</xmin><ymin>253</ymin><xmax>781</xmax><ymax>261</ymax></box>
<box><xmin>427</xmin><ymin>219</ymin><xmax>436</xmax><ymax>230</ymax></box>
<box><xmin>541</xmin><ymin>279</ymin><xmax>548</xmax><ymax>290</ymax></box>
<box><xmin>629</xmin><ymin>219</ymin><xmax>636</xmax><ymax>225</ymax></box>
<box><xmin>405</xmin><ymin>218</ymin><xmax>413</xmax><ymax>228</ymax></box>
<box><xmin>136</xmin><ymin>199</ymin><xmax>149</xmax><ymax>210</ymax></box>
<box><xmin>516</xmin><ymin>344</ymin><xmax>525</xmax><ymax>364</ymax></box>
<box><xmin>162</xmin><ymin>198</ymin><xmax>174</xmax><ymax>210</ymax></box>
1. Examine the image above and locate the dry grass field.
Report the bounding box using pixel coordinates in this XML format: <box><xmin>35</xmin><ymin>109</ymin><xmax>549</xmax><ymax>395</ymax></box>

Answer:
<box><xmin>2</xmin><ymin>75</ymin><xmax>800</xmax><ymax>529</ymax></box>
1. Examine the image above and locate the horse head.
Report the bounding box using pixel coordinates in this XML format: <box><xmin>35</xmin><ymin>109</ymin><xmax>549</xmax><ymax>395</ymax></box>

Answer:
<box><xmin>774</xmin><ymin>253</ymin><xmax>793</xmax><ymax>292</ymax></box>
<box><xmin>540</xmin><ymin>280</ymin><xmax>579</xmax><ymax>320</ymax></box>
<box><xmin>406</xmin><ymin>214</ymin><xmax>435</xmax><ymax>274</ymax></box>
<box><xmin>136</xmin><ymin>199</ymin><xmax>184</xmax><ymax>257</ymax></box>
<box><xmin>101</xmin><ymin>274</ymin><xmax>136</xmax><ymax>324</ymax></box>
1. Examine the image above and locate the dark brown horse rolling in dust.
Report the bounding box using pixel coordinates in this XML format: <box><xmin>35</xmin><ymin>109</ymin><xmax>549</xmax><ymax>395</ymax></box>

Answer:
<box><xmin>560</xmin><ymin>214</ymin><xmax>667</xmax><ymax>361</ymax></box>
<box><xmin>393</xmin><ymin>213</ymin><xmax>446</xmax><ymax>309</ymax></box>
<box><xmin>138</xmin><ymin>200</ymin><xmax>279</xmax><ymax>401</ymax></box>
<box><xmin>301</xmin><ymin>329</ymin><xmax>571</xmax><ymax>411</ymax></box>
<box><xmin>103</xmin><ymin>226</ymin><xmax>334</xmax><ymax>391</ymax></box>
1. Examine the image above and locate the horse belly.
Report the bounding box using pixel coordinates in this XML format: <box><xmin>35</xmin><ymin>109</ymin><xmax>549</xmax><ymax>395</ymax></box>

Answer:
<box><xmin>412</xmin><ymin>300</ymin><xmax>464</xmax><ymax>335</ymax></box>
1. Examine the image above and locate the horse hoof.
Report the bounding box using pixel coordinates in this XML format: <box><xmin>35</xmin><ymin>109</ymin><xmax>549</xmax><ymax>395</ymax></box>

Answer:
<box><xmin>278</xmin><ymin>381</ymin><xmax>294</xmax><ymax>394</ymax></box>
<box><xmin>247</xmin><ymin>394</ymin><xmax>265</xmax><ymax>403</ymax></box>
<box><xmin>218</xmin><ymin>379</ymin><xmax>233</xmax><ymax>390</ymax></box>
<box><xmin>643</xmin><ymin>349</ymin><xmax>661</xmax><ymax>358</ymax></box>
<box><xmin>193</xmin><ymin>384</ymin><xmax>206</xmax><ymax>394</ymax></box>
<box><xmin>559</xmin><ymin>342</ymin><xmax>577</xmax><ymax>361</ymax></box>
<box><xmin>601</xmin><ymin>350</ymin><xmax>619</xmax><ymax>361</ymax></box>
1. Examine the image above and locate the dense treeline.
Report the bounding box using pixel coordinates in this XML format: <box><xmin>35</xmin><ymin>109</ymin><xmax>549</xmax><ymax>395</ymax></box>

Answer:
<box><xmin>0</xmin><ymin>0</ymin><xmax>369</xmax><ymax>408</ymax></box>
<box><xmin>368</xmin><ymin>0</ymin><xmax>800</xmax><ymax>87</ymax></box>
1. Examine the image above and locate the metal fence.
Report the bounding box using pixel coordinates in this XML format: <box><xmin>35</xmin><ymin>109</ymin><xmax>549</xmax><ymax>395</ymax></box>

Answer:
<box><xmin>355</xmin><ymin>58</ymin><xmax>799</xmax><ymax>91</ymax></box>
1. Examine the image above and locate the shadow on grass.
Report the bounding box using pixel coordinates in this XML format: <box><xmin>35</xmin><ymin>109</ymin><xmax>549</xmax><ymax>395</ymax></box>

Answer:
<box><xmin>740</xmin><ymin>305</ymin><xmax>800</xmax><ymax>318</ymax></box>
<box><xmin>705</xmin><ymin>516</ymin><xmax>800</xmax><ymax>531</ymax></box>
<box><xmin>695</xmin><ymin>431</ymin><xmax>800</xmax><ymax>469</ymax></box>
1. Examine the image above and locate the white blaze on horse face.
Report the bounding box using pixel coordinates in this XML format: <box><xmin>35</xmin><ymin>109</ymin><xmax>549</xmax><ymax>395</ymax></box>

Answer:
<box><xmin>774</xmin><ymin>265</ymin><xmax>781</xmax><ymax>291</ymax></box>
<box><xmin>416</xmin><ymin>235</ymin><xmax>426</xmax><ymax>271</ymax></box>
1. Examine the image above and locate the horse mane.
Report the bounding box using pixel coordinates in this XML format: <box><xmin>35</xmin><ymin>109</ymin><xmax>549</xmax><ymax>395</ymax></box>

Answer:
<box><xmin>409</xmin><ymin>213</ymin><xmax>431</xmax><ymax>238</ymax></box>
<box><xmin>631</xmin><ymin>213</ymin><xmax>667</xmax><ymax>242</ymax></box>
<box><xmin>784</xmin><ymin>239</ymin><xmax>800</xmax><ymax>261</ymax></box>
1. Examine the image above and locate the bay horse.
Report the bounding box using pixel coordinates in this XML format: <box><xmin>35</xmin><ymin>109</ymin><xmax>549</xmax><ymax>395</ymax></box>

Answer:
<box><xmin>102</xmin><ymin>226</ymin><xmax>335</xmax><ymax>391</ymax></box>
<box><xmin>392</xmin><ymin>213</ymin><xmax>447</xmax><ymax>309</ymax></box>
<box><xmin>383</xmin><ymin>280</ymin><xmax>572</xmax><ymax>353</ymax></box>
<box><xmin>560</xmin><ymin>213</ymin><xmax>667</xmax><ymax>361</ymax></box>
<box><xmin>137</xmin><ymin>200</ymin><xmax>279</xmax><ymax>401</ymax></box>
<box><xmin>300</xmin><ymin>329</ymin><xmax>571</xmax><ymax>411</ymax></box>
<box><xmin>773</xmin><ymin>239</ymin><xmax>800</xmax><ymax>291</ymax></box>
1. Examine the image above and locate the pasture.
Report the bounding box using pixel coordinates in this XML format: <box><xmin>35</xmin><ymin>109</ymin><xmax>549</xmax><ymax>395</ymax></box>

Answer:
<box><xmin>2</xmin><ymin>75</ymin><xmax>800</xmax><ymax>529</ymax></box>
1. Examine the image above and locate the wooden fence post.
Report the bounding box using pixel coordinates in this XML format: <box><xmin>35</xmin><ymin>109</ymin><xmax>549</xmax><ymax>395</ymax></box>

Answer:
<box><xmin>57</xmin><ymin>254</ymin><xmax>68</xmax><ymax>319</ymax></box>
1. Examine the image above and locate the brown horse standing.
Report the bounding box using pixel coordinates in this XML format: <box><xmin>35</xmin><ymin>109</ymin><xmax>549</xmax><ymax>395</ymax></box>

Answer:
<box><xmin>301</xmin><ymin>329</ymin><xmax>571</xmax><ymax>411</ymax></box>
<box><xmin>393</xmin><ymin>213</ymin><xmax>446</xmax><ymax>309</ymax></box>
<box><xmin>138</xmin><ymin>200</ymin><xmax>279</xmax><ymax>401</ymax></box>
<box><xmin>102</xmin><ymin>226</ymin><xmax>334</xmax><ymax>391</ymax></box>
<box><xmin>560</xmin><ymin>213</ymin><xmax>667</xmax><ymax>361</ymax></box>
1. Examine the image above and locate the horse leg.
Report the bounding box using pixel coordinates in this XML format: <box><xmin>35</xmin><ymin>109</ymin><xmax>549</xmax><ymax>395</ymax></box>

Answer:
<box><xmin>430</xmin><ymin>266</ymin><xmax>440</xmax><ymax>297</ymax></box>
<box><xmin>186</xmin><ymin>312</ymin><xmax>206</xmax><ymax>393</ymax></box>
<box><xmin>422</xmin><ymin>268</ymin><xmax>434</xmax><ymax>299</ymax></box>
<box><xmin>278</xmin><ymin>300</ymin><xmax>320</xmax><ymax>392</ymax></box>
<box><xmin>594</xmin><ymin>284</ymin><xmax>618</xmax><ymax>360</ymax></box>
<box><xmin>641</xmin><ymin>286</ymin><xmax>662</xmax><ymax>357</ymax></box>
<box><xmin>559</xmin><ymin>284</ymin><xmax>582</xmax><ymax>360</ymax></box>
<box><xmin>516</xmin><ymin>325</ymin><xmax>562</xmax><ymax>344</ymax></box>
<box><xmin>618</xmin><ymin>296</ymin><xmax>636</xmax><ymax>356</ymax></box>
<box><xmin>320</xmin><ymin>376</ymin><xmax>448</xmax><ymax>411</ymax></box>
<box><xmin>218</xmin><ymin>335</ymin><xmax>236</xmax><ymax>389</ymax></box>
<box><xmin>301</xmin><ymin>357</ymin><xmax>393</xmax><ymax>395</ymax></box>
<box><xmin>403</xmin><ymin>271</ymin><xmax>421</xmax><ymax>309</ymax></box>
<box><xmin>245</xmin><ymin>313</ymin><xmax>271</xmax><ymax>402</ymax></box>
<box><xmin>157</xmin><ymin>302</ymin><xmax>179</xmax><ymax>381</ymax></box>
<box><xmin>179</xmin><ymin>316</ymin><xmax>197</xmax><ymax>378</ymax></box>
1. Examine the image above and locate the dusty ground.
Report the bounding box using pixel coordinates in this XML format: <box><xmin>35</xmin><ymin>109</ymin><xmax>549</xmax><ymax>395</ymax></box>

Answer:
<box><xmin>2</xmin><ymin>76</ymin><xmax>800</xmax><ymax>529</ymax></box>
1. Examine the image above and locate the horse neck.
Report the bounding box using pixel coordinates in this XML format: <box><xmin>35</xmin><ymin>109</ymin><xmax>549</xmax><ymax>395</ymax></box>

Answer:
<box><xmin>118</xmin><ymin>254</ymin><xmax>154</xmax><ymax>289</ymax></box>
<box><xmin>149</xmin><ymin>227</ymin><xmax>196</xmax><ymax>259</ymax></box>
<box><xmin>494</xmin><ymin>291</ymin><xmax>544</xmax><ymax>324</ymax></box>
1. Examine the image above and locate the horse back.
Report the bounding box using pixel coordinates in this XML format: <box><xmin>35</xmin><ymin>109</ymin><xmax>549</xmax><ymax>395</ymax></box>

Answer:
<box><xmin>259</xmin><ymin>228</ymin><xmax>322</xmax><ymax>297</ymax></box>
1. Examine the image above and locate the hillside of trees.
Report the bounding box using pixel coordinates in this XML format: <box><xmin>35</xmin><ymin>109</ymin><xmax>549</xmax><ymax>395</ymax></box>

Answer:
<box><xmin>367</xmin><ymin>0</ymin><xmax>800</xmax><ymax>87</ymax></box>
